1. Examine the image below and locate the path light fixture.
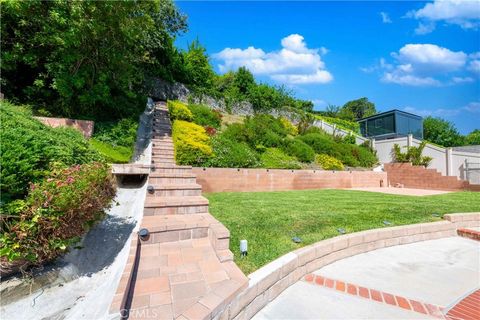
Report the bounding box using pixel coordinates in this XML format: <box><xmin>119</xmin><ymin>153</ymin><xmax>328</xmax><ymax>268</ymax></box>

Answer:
<box><xmin>240</xmin><ymin>239</ymin><xmax>248</xmax><ymax>257</ymax></box>
<box><xmin>383</xmin><ymin>220</ymin><xmax>392</xmax><ymax>226</ymax></box>
<box><xmin>337</xmin><ymin>228</ymin><xmax>346</xmax><ymax>234</ymax></box>
<box><xmin>147</xmin><ymin>185</ymin><xmax>155</xmax><ymax>194</ymax></box>
<box><xmin>292</xmin><ymin>236</ymin><xmax>302</xmax><ymax>243</ymax></box>
<box><xmin>138</xmin><ymin>228</ymin><xmax>150</xmax><ymax>241</ymax></box>
<box><xmin>150</xmin><ymin>165</ymin><xmax>156</xmax><ymax>172</ymax></box>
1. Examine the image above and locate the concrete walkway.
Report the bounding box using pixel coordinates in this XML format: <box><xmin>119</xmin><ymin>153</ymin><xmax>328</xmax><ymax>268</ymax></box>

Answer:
<box><xmin>254</xmin><ymin>237</ymin><xmax>479</xmax><ymax>319</ymax></box>
<box><xmin>348</xmin><ymin>187</ymin><xmax>452</xmax><ymax>196</ymax></box>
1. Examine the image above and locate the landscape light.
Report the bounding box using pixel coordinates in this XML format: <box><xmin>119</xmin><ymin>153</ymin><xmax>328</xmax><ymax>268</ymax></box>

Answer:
<box><xmin>383</xmin><ymin>220</ymin><xmax>392</xmax><ymax>226</ymax></box>
<box><xmin>240</xmin><ymin>239</ymin><xmax>248</xmax><ymax>257</ymax></box>
<box><xmin>432</xmin><ymin>213</ymin><xmax>440</xmax><ymax>217</ymax></box>
<box><xmin>292</xmin><ymin>236</ymin><xmax>302</xmax><ymax>243</ymax></box>
<box><xmin>337</xmin><ymin>228</ymin><xmax>346</xmax><ymax>234</ymax></box>
<box><xmin>138</xmin><ymin>228</ymin><xmax>149</xmax><ymax>241</ymax></box>
<box><xmin>147</xmin><ymin>185</ymin><xmax>154</xmax><ymax>194</ymax></box>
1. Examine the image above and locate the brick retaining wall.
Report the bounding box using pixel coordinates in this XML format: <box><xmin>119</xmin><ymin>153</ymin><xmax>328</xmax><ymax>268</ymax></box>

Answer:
<box><xmin>384</xmin><ymin>163</ymin><xmax>480</xmax><ymax>191</ymax></box>
<box><xmin>192</xmin><ymin>168</ymin><xmax>387</xmax><ymax>193</ymax></box>
<box><xmin>35</xmin><ymin>116</ymin><xmax>94</xmax><ymax>138</ymax></box>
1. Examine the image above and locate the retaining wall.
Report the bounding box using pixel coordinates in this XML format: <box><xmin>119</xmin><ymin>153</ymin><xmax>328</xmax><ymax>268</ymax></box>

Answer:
<box><xmin>212</xmin><ymin>212</ymin><xmax>480</xmax><ymax>320</ymax></box>
<box><xmin>192</xmin><ymin>168</ymin><xmax>387</xmax><ymax>193</ymax></box>
<box><xmin>35</xmin><ymin>116</ymin><xmax>94</xmax><ymax>138</ymax></box>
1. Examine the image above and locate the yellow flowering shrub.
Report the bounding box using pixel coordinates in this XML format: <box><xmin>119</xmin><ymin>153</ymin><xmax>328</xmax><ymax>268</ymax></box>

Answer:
<box><xmin>172</xmin><ymin>120</ymin><xmax>212</xmax><ymax>165</ymax></box>
<box><xmin>280</xmin><ymin>117</ymin><xmax>298</xmax><ymax>136</ymax></box>
<box><xmin>315</xmin><ymin>154</ymin><xmax>344</xmax><ymax>170</ymax></box>
<box><xmin>167</xmin><ymin>100</ymin><xmax>193</xmax><ymax>121</ymax></box>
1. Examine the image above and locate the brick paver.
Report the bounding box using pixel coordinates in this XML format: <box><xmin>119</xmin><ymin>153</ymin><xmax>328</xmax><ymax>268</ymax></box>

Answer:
<box><xmin>446</xmin><ymin>290</ymin><xmax>480</xmax><ymax>320</ymax></box>
<box><xmin>110</xmin><ymin>102</ymin><xmax>247</xmax><ymax>320</ymax></box>
<box><xmin>303</xmin><ymin>274</ymin><xmax>446</xmax><ymax>318</ymax></box>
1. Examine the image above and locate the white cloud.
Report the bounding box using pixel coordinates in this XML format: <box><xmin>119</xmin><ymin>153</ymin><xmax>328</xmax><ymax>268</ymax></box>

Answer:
<box><xmin>393</xmin><ymin>44</ymin><xmax>467</xmax><ymax>73</ymax></box>
<box><xmin>414</xmin><ymin>22</ymin><xmax>436</xmax><ymax>35</ymax></box>
<box><xmin>378</xmin><ymin>44</ymin><xmax>478</xmax><ymax>86</ymax></box>
<box><xmin>382</xmin><ymin>73</ymin><xmax>441</xmax><ymax>86</ymax></box>
<box><xmin>408</xmin><ymin>0</ymin><xmax>480</xmax><ymax>33</ymax></box>
<box><xmin>403</xmin><ymin>101</ymin><xmax>480</xmax><ymax>117</ymax></box>
<box><xmin>451</xmin><ymin>76</ymin><xmax>475</xmax><ymax>83</ymax></box>
<box><xmin>214</xmin><ymin>34</ymin><xmax>333</xmax><ymax>85</ymax></box>
<box><xmin>311</xmin><ymin>99</ymin><xmax>328</xmax><ymax>108</ymax></box>
<box><xmin>468</xmin><ymin>60</ymin><xmax>480</xmax><ymax>74</ymax></box>
<box><xmin>380</xmin><ymin>12</ymin><xmax>392</xmax><ymax>23</ymax></box>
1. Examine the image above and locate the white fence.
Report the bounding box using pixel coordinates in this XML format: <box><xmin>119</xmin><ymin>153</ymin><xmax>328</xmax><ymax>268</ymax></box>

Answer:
<box><xmin>374</xmin><ymin>135</ymin><xmax>480</xmax><ymax>184</ymax></box>
<box><xmin>312</xmin><ymin>119</ymin><xmax>368</xmax><ymax>145</ymax></box>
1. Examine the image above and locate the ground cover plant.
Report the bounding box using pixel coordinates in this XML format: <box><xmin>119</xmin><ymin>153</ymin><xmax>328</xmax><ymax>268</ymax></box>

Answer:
<box><xmin>206</xmin><ymin>189</ymin><xmax>480</xmax><ymax>274</ymax></box>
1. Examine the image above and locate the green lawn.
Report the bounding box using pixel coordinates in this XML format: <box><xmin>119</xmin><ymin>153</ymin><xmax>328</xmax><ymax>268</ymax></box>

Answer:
<box><xmin>205</xmin><ymin>189</ymin><xmax>480</xmax><ymax>275</ymax></box>
<box><xmin>89</xmin><ymin>138</ymin><xmax>132</xmax><ymax>164</ymax></box>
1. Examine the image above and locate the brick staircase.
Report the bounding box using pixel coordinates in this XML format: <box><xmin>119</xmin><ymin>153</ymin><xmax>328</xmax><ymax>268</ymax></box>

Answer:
<box><xmin>110</xmin><ymin>102</ymin><xmax>247</xmax><ymax>320</ymax></box>
<box><xmin>384</xmin><ymin>163</ymin><xmax>480</xmax><ymax>191</ymax></box>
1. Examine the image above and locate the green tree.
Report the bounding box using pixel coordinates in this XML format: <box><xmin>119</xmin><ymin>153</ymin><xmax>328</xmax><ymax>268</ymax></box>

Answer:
<box><xmin>183</xmin><ymin>39</ymin><xmax>216</xmax><ymax>95</ymax></box>
<box><xmin>341</xmin><ymin>97</ymin><xmax>377</xmax><ymax>120</ymax></box>
<box><xmin>1</xmin><ymin>0</ymin><xmax>186</xmax><ymax>119</ymax></box>
<box><xmin>465</xmin><ymin>129</ymin><xmax>480</xmax><ymax>145</ymax></box>
<box><xmin>423</xmin><ymin>116</ymin><xmax>464</xmax><ymax>147</ymax></box>
<box><xmin>234</xmin><ymin>67</ymin><xmax>255</xmax><ymax>96</ymax></box>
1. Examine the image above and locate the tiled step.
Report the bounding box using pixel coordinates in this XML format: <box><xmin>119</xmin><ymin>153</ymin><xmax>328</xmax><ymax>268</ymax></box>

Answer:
<box><xmin>152</xmin><ymin>151</ymin><xmax>174</xmax><ymax>157</ymax></box>
<box><xmin>146</xmin><ymin>183</ymin><xmax>202</xmax><ymax>197</ymax></box>
<box><xmin>144</xmin><ymin>196</ymin><xmax>209</xmax><ymax>215</ymax></box>
<box><xmin>149</xmin><ymin>173</ymin><xmax>197</xmax><ymax>185</ymax></box>
<box><xmin>151</xmin><ymin>165</ymin><xmax>192</xmax><ymax>174</ymax></box>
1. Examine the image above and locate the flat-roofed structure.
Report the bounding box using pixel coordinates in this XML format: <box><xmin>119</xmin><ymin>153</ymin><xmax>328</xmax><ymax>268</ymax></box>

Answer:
<box><xmin>358</xmin><ymin>109</ymin><xmax>423</xmax><ymax>140</ymax></box>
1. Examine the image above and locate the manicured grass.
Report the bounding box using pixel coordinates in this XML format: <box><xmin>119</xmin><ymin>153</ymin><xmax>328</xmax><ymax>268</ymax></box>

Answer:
<box><xmin>89</xmin><ymin>139</ymin><xmax>132</xmax><ymax>163</ymax></box>
<box><xmin>205</xmin><ymin>189</ymin><xmax>480</xmax><ymax>274</ymax></box>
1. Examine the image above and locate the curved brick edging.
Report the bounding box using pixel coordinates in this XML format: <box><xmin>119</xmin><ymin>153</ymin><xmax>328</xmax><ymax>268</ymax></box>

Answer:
<box><xmin>212</xmin><ymin>212</ymin><xmax>480</xmax><ymax>320</ymax></box>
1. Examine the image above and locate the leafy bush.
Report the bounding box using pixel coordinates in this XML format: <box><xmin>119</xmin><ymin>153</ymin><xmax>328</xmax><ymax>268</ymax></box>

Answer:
<box><xmin>221</xmin><ymin>123</ymin><xmax>248</xmax><ymax>143</ymax></box>
<box><xmin>0</xmin><ymin>162</ymin><xmax>115</xmax><ymax>270</ymax></box>
<box><xmin>172</xmin><ymin>120</ymin><xmax>212</xmax><ymax>165</ymax></box>
<box><xmin>168</xmin><ymin>100</ymin><xmax>193</xmax><ymax>121</ymax></box>
<box><xmin>243</xmin><ymin>114</ymin><xmax>288</xmax><ymax>148</ymax></box>
<box><xmin>207</xmin><ymin>135</ymin><xmax>260</xmax><ymax>168</ymax></box>
<box><xmin>89</xmin><ymin>139</ymin><xmax>132</xmax><ymax>163</ymax></box>
<box><xmin>93</xmin><ymin>118</ymin><xmax>138</xmax><ymax>148</ymax></box>
<box><xmin>0</xmin><ymin>102</ymin><xmax>102</xmax><ymax>200</ymax></box>
<box><xmin>316</xmin><ymin>154</ymin><xmax>344</xmax><ymax>170</ymax></box>
<box><xmin>282</xmin><ymin>138</ymin><xmax>315</xmax><ymax>163</ymax></box>
<box><xmin>355</xmin><ymin>146</ymin><xmax>378</xmax><ymax>167</ymax></box>
<box><xmin>392</xmin><ymin>142</ymin><xmax>432</xmax><ymax>167</ymax></box>
<box><xmin>299</xmin><ymin>132</ymin><xmax>377</xmax><ymax>167</ymax></box>
<box><xmin>343</xmin><ymin>134</ymin><xmax>356</xmax><ymax>144</ymax></box>
<box><xmin>188</xmin><ymin>104</ymin><xmax>222</xmax><ymax>128</ymax></box>
<box><xmin>260</xmin><ymin>148</ymin><xmax>302</xmax><ymax>169</ymax></box>
<box><xmin>280</xmin><ymin>117</ymin><xmax>298</xmax><ymax>136</ymax></box>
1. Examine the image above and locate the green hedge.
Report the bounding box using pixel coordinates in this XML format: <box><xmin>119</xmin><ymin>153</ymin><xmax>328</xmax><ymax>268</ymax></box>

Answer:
<box><xmin>0</xmin><ymin>102</ymin><xmax>102</xmax><ymax>200</ymax></box>
<box><xmin>282</xmin><ymin>138</ymin><xmax>315</xmax><ymax>163</ymax></box>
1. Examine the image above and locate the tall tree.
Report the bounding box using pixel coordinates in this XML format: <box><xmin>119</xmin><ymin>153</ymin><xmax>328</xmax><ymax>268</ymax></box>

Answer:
<box><xmin>183</xmin><ymin>39</ymin><xmax>216</xmax><ymax>95</ymax></box>
<box><xmin>1</xmin><ymin>0</ymin><xmax>186</xmax><ymax>119</ymax></box>
<box><xmin>423</xmin><ymin>116</ymin><xmax>464</xmax><ymax>147</ymax></box>
<box><xmin>234</xmin><ymin>67</ymin><xmax>255</xmax><ymax>96</ymax></box>
<box><xmin>341</xmin><ymin>97</ymin><xmax>377</xmax><ymax>120</ymax></box>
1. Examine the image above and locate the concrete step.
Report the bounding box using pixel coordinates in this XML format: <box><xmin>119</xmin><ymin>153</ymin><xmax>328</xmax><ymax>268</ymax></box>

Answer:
<box><xmin>149</xmin><ymin>172</ymin><xmax>197</xmax><ymax>185</ymax></box>
<box><xmin>144</xmin><ymin>196</ymin><xmax>209</xmax><ymax>215</ymax></box>
<box><xmin>146</xmin><ymin>183</ymin><xmax>202</xmax><ymax>197</ymax></box>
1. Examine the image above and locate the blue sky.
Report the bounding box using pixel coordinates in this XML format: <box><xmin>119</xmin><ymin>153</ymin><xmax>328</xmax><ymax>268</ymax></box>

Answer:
<box><xmin>175</xmin><ymin>1</ymin><xmax>480</xmax><ymax>134</ymax></box>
